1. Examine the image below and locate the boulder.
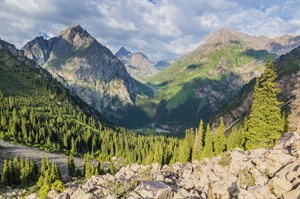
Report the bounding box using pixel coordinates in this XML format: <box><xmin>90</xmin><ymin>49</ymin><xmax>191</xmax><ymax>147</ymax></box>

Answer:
<box><xmin>133</xmin><ymin>181</ymin><xmax>173</xmax><ymax>199</ymax></box>
<box><xmin>268</xmin><ymin>158</ymin><xmax>300</xmax><ymax>197</ymax></box>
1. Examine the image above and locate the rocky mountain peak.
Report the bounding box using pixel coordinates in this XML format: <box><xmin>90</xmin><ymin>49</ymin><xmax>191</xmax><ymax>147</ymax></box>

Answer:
<box><xmin>134</xmin><ymin>52</ymin><xmax>149</xmax><ymax>60</ymax></box>
<box><xmin>115</xmin><ymin>47</ymin><xmax>132</xmax><ymax>64</ymax></box>
<box><xmin>0</xmin><ymin>39</ymin><xmax>25</xmax><ymax>58</ymax></box>
<box><xmin>115</xmin><ymin>47</ymin><xmax>158</xmax><ymax>81</ymax></box>
<box><xmin>203</xmin><ymin>28</ymin><xmax>242</xmax><ymax>44</ymax></box>
<box><xmin>115</xmin><ymin>47</ymin><xmax>132</xmax><ymax>58</ymax></box>
<box><xmin>58</xmin><ymin>24</ymin><xmax>94</xmax><ymax>48</ymax></box>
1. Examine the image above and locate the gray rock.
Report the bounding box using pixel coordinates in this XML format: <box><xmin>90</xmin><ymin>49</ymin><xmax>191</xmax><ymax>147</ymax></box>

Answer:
<box><xmin>133</xmin><ymin>181</ymin><xmax>173</xmax><ymax>199</ymax></box>
<box><xmin>268</xmin><ymin>158</ymin><xmax>300</xmax><ymax>197</ymax></box>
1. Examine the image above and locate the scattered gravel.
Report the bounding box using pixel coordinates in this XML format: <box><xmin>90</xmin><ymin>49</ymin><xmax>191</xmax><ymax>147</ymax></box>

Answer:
<box><xmin>0</xmin><ymin>140</ymin><xmax>84</xmax><ymax>179</ymax></box>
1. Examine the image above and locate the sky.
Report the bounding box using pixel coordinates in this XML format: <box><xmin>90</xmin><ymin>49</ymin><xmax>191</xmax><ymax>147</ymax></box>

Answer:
<box><xmin>0</xmin><ymin>0</ymin><xmax>299</xmax><ymax>61</ymax></box>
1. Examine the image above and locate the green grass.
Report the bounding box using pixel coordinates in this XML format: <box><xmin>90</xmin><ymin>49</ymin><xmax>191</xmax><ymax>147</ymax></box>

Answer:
<box><xmin>133</xmin><ymin>44</ymin><xmax>275</xmax><ymax>130</ymax></box>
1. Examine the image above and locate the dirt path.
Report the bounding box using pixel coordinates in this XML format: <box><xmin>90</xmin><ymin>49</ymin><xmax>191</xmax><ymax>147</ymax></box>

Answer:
<box><xmin>0</xmin><ymin>141</ymin><xmax>84</xmax><ymax>179</ymax></box>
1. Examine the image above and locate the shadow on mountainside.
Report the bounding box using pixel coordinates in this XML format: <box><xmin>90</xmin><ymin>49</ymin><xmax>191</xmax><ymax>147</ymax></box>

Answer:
<box><xmin>154</xmin><ymin>72</ymin><xmax>244</xmax><ymax>130</ymax></box>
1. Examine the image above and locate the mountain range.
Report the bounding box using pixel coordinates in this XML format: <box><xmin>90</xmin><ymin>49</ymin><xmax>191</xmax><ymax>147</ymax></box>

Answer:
<box><xmin>21</xmin><ymin>25</ymin><xmax>300</xmax><ymax>131</ymax></box>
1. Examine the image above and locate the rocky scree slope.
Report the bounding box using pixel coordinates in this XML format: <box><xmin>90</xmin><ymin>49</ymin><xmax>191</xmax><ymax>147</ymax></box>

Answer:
<box><xmin>22</xmin><ymin>25</ymin><xmax>147</xmax><ymax>126</ymax></box>
<box><xmin>146</xmin><ymin>28</ymin><xmax>300</xmax><ymax>130</ymax></box>
<box><xmin>115</xmin><ymin>47</ymin><xmax>158</xmax><ymax>82</ymax></box>
<box><xmin>47</xmin><ymin>132</ymin><xmax>300</xmax><ymax>199</ymax></box>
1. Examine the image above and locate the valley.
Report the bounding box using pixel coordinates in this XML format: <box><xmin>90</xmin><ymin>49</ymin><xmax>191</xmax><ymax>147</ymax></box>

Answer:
<box><xmin>0</xmin><ymin>1</ymin><xmax>300</xmax><ymax>198</ymax></box>
<box><xmin>22</xmin><ymin>25</ymin><xmax>300</xmax><ymax>132</ymax></box>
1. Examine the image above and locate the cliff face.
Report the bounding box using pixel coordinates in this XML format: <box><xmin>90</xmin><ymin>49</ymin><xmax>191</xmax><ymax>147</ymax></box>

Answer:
<box><xmin>22</xmin><ymin>25</ymin><xmax>140</xmax><ymax>122</ymax></box>
<box><xmin>43</xmin><ymin>132</ymin><xmax>300</xmax><ymax>199</ymax></box>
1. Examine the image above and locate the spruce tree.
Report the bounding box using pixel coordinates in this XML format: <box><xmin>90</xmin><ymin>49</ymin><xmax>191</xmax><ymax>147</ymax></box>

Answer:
<box><xmin>227</xmin><ymin>128</ymin><xmax>243</xmax><ymax>150</ymax></box>
<box><xmin>214</xmin><ymin>118</ymin><xmax>226</xmax><ymax>155</ymax></box>
<box><xmin>244</xmin><ymin>57</ymin><xmax>283</xmax><ymax>149</ymax></box>
<box><xmin>84</xmin><ymin>155</ymin><xmax>92</xmax><ymax>178</ymax></box>
<box><xmin>192</xmin><ymin>120</ymin><xmax>204</xmax><ymax>161</ymax></box>
<box><xmin>76</xmin><ymin>168</ymin><xmax>82</xmax><ymax>177</ymax></box>
<box><xmin>98</xmin><ymin>162</ymin><xmax>104</xmax><ymax>175</ymax></box>
<box><xmin>153</xmin><ymin>142</ymin><xmax>163</xmax><ymax>164</ymax></box>
<box><xmin>109</xmin><ymin>161</ymin><xmax>115</xmax><ymax>175</ymax></box>
<box><xmin>1</xmin><ymin>159</ymin><xmax>10</xmax><ymax>185</ymax></box>
<box><xmin>178</xmin><ymin>128</ymin><xmax>194</xmax><ymax>162</ymax></box>
<box><xmin>201</xmin><ymin>124</ymin><xmax>214</xmax><ymax>160</ymax></box>
<box><xmin>68</xmin><ymin>154</ymin><xmax>76</xmax><ymax>177</ymax></box>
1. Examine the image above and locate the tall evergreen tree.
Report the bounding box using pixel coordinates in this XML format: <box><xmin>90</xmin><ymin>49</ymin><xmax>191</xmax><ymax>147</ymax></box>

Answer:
<box><xmin>201</xmin><ymin>124</ymin><xmax>214</xmax><ymax>160</ymax></box>
<box><xmin>1</xmin><ymin>159</ymin><xmax>10</xmax><ymax>185</ymax></box>
<box><xmin>192</xmin><ymin>120</ymin><xmax>204</xmax><ymax>161</ymax></box>
<box><xmin>153</xmin><ymin>142</ymin><xmax>163</xmax><ymax>164</ymax></box>
<box><xmin>178</xmin><ymin>128</ymin><xmax>194</xmax><ymax>162</ymax></box>
<box><xmin>213</xmin><ymin>118</ymin><xmax>226</xmax><ymax>155</ymax></box>
<box><xmin>244</xmin><ymin>57</ymin><xmax>283</xmax><ymax>149</ymax></box>
<box><xmin>227</xmin><ymin>128</ymin><xmax>243</xmax><ymax>150</ymax></box>
<box><xmin>68</xmin><ymin>154</ymin><xmax>76</xmax><ymax>177</ymax></box>
<box><xmin>109</xmin><ymin>161</ymin><xmax>115</xmax><ymax>175</ymax></box>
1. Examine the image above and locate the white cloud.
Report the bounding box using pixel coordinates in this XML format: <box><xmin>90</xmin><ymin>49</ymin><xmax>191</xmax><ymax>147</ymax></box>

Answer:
<box><xmin>0</xmin><ymin>0</ymin><xmax>299</xmax><ymax>61</ymax></box>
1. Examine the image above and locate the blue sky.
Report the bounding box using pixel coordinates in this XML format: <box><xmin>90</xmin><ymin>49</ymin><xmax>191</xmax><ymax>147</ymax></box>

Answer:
<box><xmin>1</xmin><ymin>0</ymin><xmax>299</xmax><ymax>61</ymax></box>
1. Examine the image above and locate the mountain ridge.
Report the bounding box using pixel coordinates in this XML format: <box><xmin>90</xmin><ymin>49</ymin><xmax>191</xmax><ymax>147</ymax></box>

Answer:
<box><xmin>144</xmin><ymin>28</ymin><xmax>300</xmax><ymax>131</ymax></box>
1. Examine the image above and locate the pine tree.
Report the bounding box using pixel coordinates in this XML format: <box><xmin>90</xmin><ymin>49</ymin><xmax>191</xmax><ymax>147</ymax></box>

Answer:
<box><xmin>51</xmin><ymin>180</ymin><xmax>64</xmax><ymax>192</ymax></box>
<box><xmin>244</xmin><ymin>57</ymin><xmax>283</xmax><ymax>149</ymax></box>
<box><xmin>109</xmin><ymin>161</ymin><xmax>115</xmax><ymax>175</ymax></box>
<box><xmin>1</xmin><ymin>159</ymin><xmax>10</xmax><ymax>185</ymax></box>
<box><xmin>76</xmin><ymin>168</ymin><xmax>82</xmax><ymax>177</ymax></box>
<box><xmin>201</xmin><ymin>124</ymin><xmax>214</xmax><ymax>160</ymax></box>
<box><xmin>31</xmin><ymin>159</ymin><xmax>40</xmax><ymax>182</ymax></box>
<box><xmin>84</xmin><ymin>155</ymin><xmax>92</xmax><ymax>178</ymax></box>
<box><xmin>98</xmin><ymin>162</ymin><xmax>104</xmax><ymax>175</ymax></box>
<box><xmin>153</xmin><ymin>142</ymin><xmax>163</xmax><ymax>164</ymax></box>
<box><xmin>227</xmin><ymin>128</ymin><xmax>243</xmax><ymax>150</ymax></box>
<box><xmin>214</xmin><ymin>118</ymin><xmax>226</xmax><ymax>155</ymax></box>
<box><xmin>20</xmin><ymin>157</ymin><xmax>31</xmax><ymax>185</ymax></box>
<box><xmin>192</xmin><ymin>120</ymin><xmax>204</xmax><ymax>161</ymax></box>
<box><xmin>178</xmin><ymin>128</ymin><xmax>194</xmax><ymax>162</ymax></box>
<box><xmin>12</xmin><ymin>156</ymin><xmax>21</xmax><ymax>185</ymax></box>
<box><xmin>68</xmin><ymin>154</ymin><xmax>76</xmax><ymax>177</ymax></box>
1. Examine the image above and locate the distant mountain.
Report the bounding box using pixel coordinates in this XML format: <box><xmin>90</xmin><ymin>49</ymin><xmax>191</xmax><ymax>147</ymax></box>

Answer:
<box><xmin>145</xmin><ymin>28</ymin><xmax>300</xmax><ymax>130</ymax></box>
<box><xmin>22</xmin><ymin>24</ymin><xmax>150</xmax><ymax>128</ymax></box>
<box><xmin>155</xmin><ymin>59</ymin><xmax>174</xmax><ymax>70</ymax></box>
<box><xmin>115</xmin><ymin>46</ymin><xmax>132</xmax><ymax>64</ymax></box>
<box><xmin>197</xmin><ymin>28</ymin><xmax>300</xmax><ymax>55</ymax></box>
<box><xmin>115</xmin><ymin>47</ymin><xmax>158</xmax><ymax>81</ymax></box>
